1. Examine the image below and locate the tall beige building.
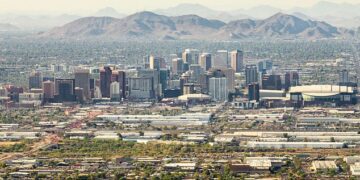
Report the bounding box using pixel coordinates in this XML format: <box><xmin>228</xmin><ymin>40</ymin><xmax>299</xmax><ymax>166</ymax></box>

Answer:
<box><xmin>74</xmin><ymin>68</ymin><xmax>90</xmax><ymax>100</ymax></box>
<box><xmin>230</xmin><ymin>50</ymin><xmax>244</xmax><ymax>73</ymax></box>
<box><xmin>199</xmin><ymin>53</ymin><xmax>212</xmax><ymax>71</ymax></box>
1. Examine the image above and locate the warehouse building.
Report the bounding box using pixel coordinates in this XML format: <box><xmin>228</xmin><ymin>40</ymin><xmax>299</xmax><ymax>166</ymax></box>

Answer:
<box><xmin>246</xmin><ymin>141</ymin><xmax>344</xmax><ymax>149</ymax></box>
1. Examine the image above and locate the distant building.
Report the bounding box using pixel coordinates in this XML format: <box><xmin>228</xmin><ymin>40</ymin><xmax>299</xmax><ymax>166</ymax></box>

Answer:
<box><xmin>230</xmin><ymin>50</ymin><xmax>243</xmax><ymax>73</ymax></box>
<box><xmin>248</xmin><ymin>83</ymin><xmax>260</xmax><ymax>102</ymax></box>
<box><xmin>128</xmin><ymin>77</ymin><xmax>155</xmax><ymax>100</ymax></box>
<box><xmin>262</xmin><ymin>74</ymin><xmax>282</xmax><ymax>90</ymax></box>
<box><xmin>289</xmin><ymin>85</ymin><xmax>357</xmax><ymax>106</ymax></box>
<box><xmin>257</xmin><ymin>59</ymin><xmax>273</xmax><ymax>73</ymax></box>
<box><xmin>172</xmin><ymin>58</ymin><xmax>184</xmax><ymax>75</ymax></box>
<box><xmin>75</xmin><ymin>87</ymin><xmax>84</xmax><ymax>103</ymax></box>
<box><xmin>189</xmin><ymin>64</ymin><xmax>203</xmax><ymax>83</ymax></box>
<box><xmin>285</xmin><ymin>71</ymin><xmax>300</xmax><ymax>90</ymax></box>
<box><xmin>339</xmin><ymin>69</ymin><xmax>349</xmax><ymax>84</ymax></box>
<box><xmin>311</xmin><ymin>161</ymin><xmax>338</xmax><ymax>172</ymax></box>
<box><xmin>143</xmin><ymin>55</ymin><xmax>150</xmax><ymax>69</ymax></box>
<box><xmin>74</xmin><ymin>68</ymin><xmax>90</xmax><ymax>100</ymax></box>
<box><xmin>183</xmin><ymin>83</ymin><xmax>195</xmax><ymax>95</ymax></box>
<box><xmin>159</xmin><ymin>69</ymin><xmax>168</xmax><ymax>93</ymax></box>
<box><xmin>42</xmin><ymin>80</ymin><xmax>54</xmax><ymax>101</ymax></box>
<box><xmin>199</xmin><ymin>53</ymin><xmax>212</xmax><ymax>71</ymax></box>
<box><xmin>110</xmin><ymin>70</ymin><xmax>126</xmax><ymax>99</ymax></box>
<box><xmin>100</xmin><ymin>66</ymin><xmax>112</xmax><ymax>98</ymax></box>
<box><xmin>54</xmin><ymin>79</ymin><xmax>76</xmax><ymax>102</ymax></box>
<box><xmin>28</xmin><ymin>71</ymin><xmax>42</xmax><ymax>89</ymax></box>
<box><xmin>150</xmin><ymin>56</ymin><xmax>165</xmax><ymax>70</ymax></box>
<box><xmin>245</xmin><ymin>65</ymin><xmax>258</xmax><ymax>85</ymax></box>
<box><xmin>209</xmin><ymin>77</ymin><xmax>228</xmax><ymax>102</ymax></box>
<box><xmin>213</xmin><ymin>50</ymin><xmax>228</xmax><ymax>69</ymax></box>
<box><xmin>182</xmin><ymin>49</ymin><xmax>199</xmax><ymax>65</ymax></box>
<box><xmin>110</xmin><ymin>81</ymin><xmax>120</xmax><ymax>101</ymax></box>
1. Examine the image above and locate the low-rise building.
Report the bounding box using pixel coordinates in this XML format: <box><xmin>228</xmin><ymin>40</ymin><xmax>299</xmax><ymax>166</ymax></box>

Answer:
<box><xmin>311</xmin><ymin>161</ymin><xmax>338</xmax><ymax>172</ymax></box>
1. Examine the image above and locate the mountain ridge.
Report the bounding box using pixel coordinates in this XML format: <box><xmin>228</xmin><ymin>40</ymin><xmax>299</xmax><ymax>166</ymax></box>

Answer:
<box><xmin>40</xmin><ymin>11</ymin><xmax>354</xmax><ymax>40</ymax></box>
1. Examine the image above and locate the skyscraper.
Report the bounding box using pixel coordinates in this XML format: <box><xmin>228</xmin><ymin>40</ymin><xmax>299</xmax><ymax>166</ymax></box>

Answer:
<box><xmin>42</xmin><ymin>80</ymin><xmax>55</xmax><ymax>101</ymax></box>
<box><xmin>213</xmin><ymin>50</ymin><xmax>229</xmax><ymax>69</ymax></box>
<box><xmin>230</xmin><ymin>50</ymin><xmax>243</xmax><ymax>73</ymax></box>
<box><xmin>29</xmin><ymin>71</ymin><xmax>43</xmax><ymax>89</ymax></box>
<box><xmin>199</xmin><ymin>53</ymin><xmax>212</xmax><ymax>71</ymax></box>
<box><xmin>262</xmin><ymin>74</ymin><xmax>282</xmax><ymax>90</ymax></box>
<box><xmin>100</xmin><ymin>66</ymin><xmax>112</xmax><ymax>98</ymax></box>
<box><xmin>110</xmin><ymin>81</ymin><xmax>120</xmax><ymax>101</ymax></box>
<box><xmin>128</xmin><ymin>77</ymin><xmax>155</xmax><ymax>100</ymax></box>
<box><xmin>248</xmin><ymin>83</ymin><xmax>260</xmax><ymax>102</ymax></box>
<box><xmin>182</xmin><ymin>49</ymin><xmax>199</xmax><ymax>65</ymax></box>
<box><xmin>285</xmin><ymin>71</ymin><xmax>300</xmax><ymax>90</ymax></box>
<box><xmin>54</xmin><ymin>79</ymin><xmax>76</xmax><ymax>102</ymax></box>
<box><xmin>159</xmin><ymin>69</ymin><xmax>169</xmax><ymax>93</ymax></box>
<box><xmin>74</xmin><ymin>68</ymin><xmax>90</xmax><ymax>100</ymax></box>
<box><xmin>209</xmin><ymin>77</ymin><xmax>228</xmax><ymax>102</ymax></box>
<box><xmin>118</xmin><ymin>71</ymin><xmax>126</xmax><ymax>100</ymax></box>
<box><xmin>150</xmin><ymin>56</ymin><xmax>165</xmax><ymax>71</ymax></box>
<box><xmin>189</xmin><ymin>64</ymin><xmax>203</xmax><ymax>83</ymax></box>
<box><xmin>222</xmin><ymin>68</ymin><xmax>235</xmax><ymax>92</ymax></box>
<box><xmin>245</xmin><ymin>65</ymin><xmax>258</xmax><ymax>85</ymax></box>
<box><xmin>172</xmin><ymin>58</ymin><xmax>184</xmax><ymax>75</ymax></box>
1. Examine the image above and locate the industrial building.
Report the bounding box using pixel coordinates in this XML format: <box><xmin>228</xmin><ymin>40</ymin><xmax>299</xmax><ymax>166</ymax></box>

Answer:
<box><xmin>97</xmin><ymin>113</ymin><xmax>212</xmax><ymax>127</ymax></box>
<box><xmin>246</xmin><ymin>141</ymin><xmax>344</xmax><ymax>149</ymax></box>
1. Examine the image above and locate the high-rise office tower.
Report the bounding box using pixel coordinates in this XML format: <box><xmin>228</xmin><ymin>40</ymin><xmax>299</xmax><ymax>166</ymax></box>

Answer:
<box><xmin>284</xmin><ymin>71</ymin><xmax>300</xmax><ymax>90</ymax></box>
<box><xmin>213</xmin><ymin>50</ymin><xmax>229</xmax><ymax>69</ymax></box>
<box><xmin>245</xmin><ymin>65</ymin><xmax>258</xmax><ymax>85</ymax></box>
<box><xmin>219</xmin><ymin>68</ymin><xmax>235</xmax><ymax>92</ymax></box>
<box><xmin>262</xmin><ymin>74</ymin><xmax>282</xmax><ymax>90</ymax></box>
<box><xmin>74</xmin><ymin>68</ymin><xmax>90</xmax><ymax>100</ymax></box>
<box><xmin>230</xmin><ymin>50</ymin><xmax>243</xmax><ymax>73</ymax></box>
<box><xmin>128</xmin><ymin>77</ymin><xmax>155</xmax><ymax>99</ymax></box>
<box><xmin>182</xmin><ymin>49</ymin><xmax>199</xmax><ymax>65</ymax></box>
<box><xmin>100</xmin><ymin>66</ymin><xmax>112</xmax><ymax>98</ymax></box>
<box><xmin>42</xmin><ymin>80</ymin><xmax>55</xmax><ymax>101</ymax></box>
<box><xmin>54</xmin><ymin>79</ymin><xmax>76</xmax><ymax>102</ymax></box>
<box><xmin>159</xmin><ymin>69</ymin><xmax>169</xmax><ymax>93</ymax></box>
<box><xmin>150</xmin><ymin>56</ymin><xmax>165</xmax><ymax>71</ymax></box>
<box><xmin>199</xmin><ymin>53</ymin><xmax>212</xmax><ymax>71</ymax></box>
<box><xmin>209</xmin><ymin>77</ymin><xmax>228</xmax><ymax>102</ymax></box>
<box><xmin>136</xmin><ymin>69</ymin><xmax>161</xmax><ymax>98</ymax></box>
<box><xmin>248</xmin><ymin>83</ymin><xmax>260</xmax><ymax>101</ymax></box>
<box><xmin>189</xmin><ymin>64</ymin><xmax>203</xmax><ymax>83</ymax></box>
<box><xmin>89</xmin><ymin>79</ymin><xmax>95</xmax><ymax>98</ymax></box>
<box><xmin>118</xmin><ymin>71</ymin><xmax>126</xmax><ymax>100</ymax></box>
<box><xmin>172</xmin><ymin>58</ymin><xmax>184</xmax><ymax>75</ymax></box>
<box><xmin>110</xmin><ymin>81</ymin><xmax>120</xmax><ymax>101</ymax></box>
<box><xmin>29</xmin><ymin>71</ymin><xmax>43</xmax><ymax>89</ymax></box>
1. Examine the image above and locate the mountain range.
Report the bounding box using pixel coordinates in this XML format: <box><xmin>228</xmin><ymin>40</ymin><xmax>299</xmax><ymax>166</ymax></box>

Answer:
<box><xmin>41</xmin><ymin>11</ymin><xmax>354</xmax><ymax>40</ymax></box>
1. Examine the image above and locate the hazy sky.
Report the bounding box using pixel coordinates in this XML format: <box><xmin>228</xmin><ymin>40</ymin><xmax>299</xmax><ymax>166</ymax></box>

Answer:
<box><xmin>0</xmin><ymin>0</ymin><xmax>359</xmax><ymax>15</ymax></box>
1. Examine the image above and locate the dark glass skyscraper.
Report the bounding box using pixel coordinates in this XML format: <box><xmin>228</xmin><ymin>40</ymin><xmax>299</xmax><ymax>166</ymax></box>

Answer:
<box><xmin>100</xmin><ymin>66</ymin><xmax>112</xmax><ymax>98</ymax></box>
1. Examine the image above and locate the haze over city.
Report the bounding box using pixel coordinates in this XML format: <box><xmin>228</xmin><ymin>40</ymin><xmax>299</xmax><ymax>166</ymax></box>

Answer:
<box><xmin>0</xmin><ymin>0</ymin><xmax>359</xmax><ymax>14</ymax></box>
<box><xmin>1</xmin><ymin>0</ymin><xmax>360</xmax><ymax>179</ymax></box>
